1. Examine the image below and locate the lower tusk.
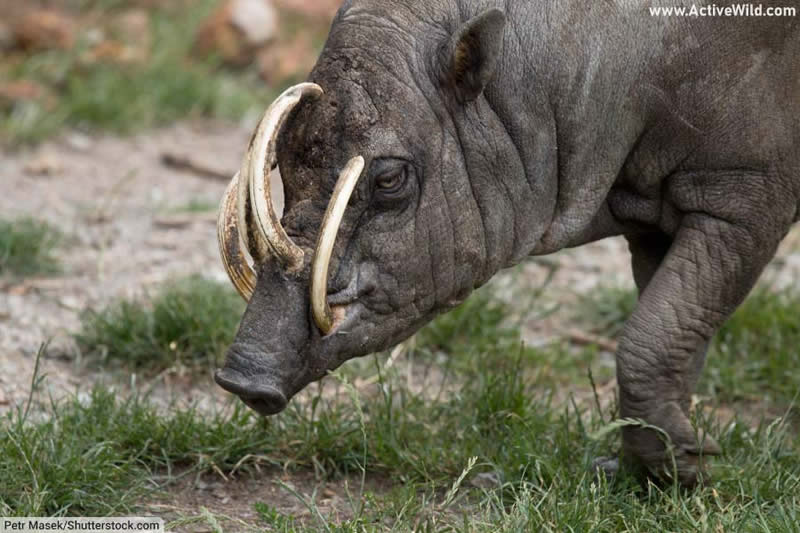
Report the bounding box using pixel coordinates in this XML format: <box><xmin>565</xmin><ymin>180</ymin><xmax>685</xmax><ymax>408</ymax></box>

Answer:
<box><xmin>310</xmin><ymin>156</ymin><xmax>366</xmax><ymax>334</ymax></box>
<box><xmin>218</xmin><ymin>172</ymin><xmax>256</xmax><ymax>301</ymax></box>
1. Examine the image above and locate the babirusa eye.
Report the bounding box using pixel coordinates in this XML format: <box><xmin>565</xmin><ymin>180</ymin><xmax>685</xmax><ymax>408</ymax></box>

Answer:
<box><xmin>375</xmin><ymin>166</ymin><xmax>407</xmax><ymax>194</ymax></box>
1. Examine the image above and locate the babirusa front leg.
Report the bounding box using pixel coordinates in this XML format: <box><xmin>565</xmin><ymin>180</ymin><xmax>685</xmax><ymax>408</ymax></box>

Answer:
<box><xmin>615</xmin><ymin>171</ymin><xmax>795</xmax><ymax>487</ymax></box>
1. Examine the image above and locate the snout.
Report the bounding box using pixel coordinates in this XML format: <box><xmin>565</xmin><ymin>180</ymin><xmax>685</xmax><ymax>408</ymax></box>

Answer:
<box><xmin>214</xmin><ymin>367</ymin><xmax>288</xmax><ymax>416</ymax></box>
<box><xmin>215</xmin><ymin>258</ymin><xmax>313</xmax><ymax>416</ymax></box>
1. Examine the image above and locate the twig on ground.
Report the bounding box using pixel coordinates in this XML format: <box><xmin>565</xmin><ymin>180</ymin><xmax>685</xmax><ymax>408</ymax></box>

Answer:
<box><xmin>2</xmin><ymin>277</ymin><xmax>69</xmax><ymax>295</ymax></box>
<box><xmin>161</xmin><ymin>152</ymin><xmax>232</xmax><ymax>181</ymax></box>
<box><xmin>565</xmin><ymin>328</ymin><xmax>619</xmax><ymax>353</ymax></box>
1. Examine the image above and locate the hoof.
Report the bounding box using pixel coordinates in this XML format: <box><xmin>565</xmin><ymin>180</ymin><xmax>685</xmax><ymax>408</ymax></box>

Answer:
<box><xmin>591</xmin><ymin>455</ymin><xmax>620</xmax><ymax>481</ymax></box>
<box><xmin>622</xmin><ymin>402</ymin><xmax>721</xmax><ymax>488</ymax></box>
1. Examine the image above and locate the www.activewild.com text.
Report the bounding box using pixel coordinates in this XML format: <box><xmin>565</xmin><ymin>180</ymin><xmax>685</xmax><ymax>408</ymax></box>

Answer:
<box><xmin>649</xmin><ymin>4</ymin><xmax>797</xmax><ymax>16</ymax></box>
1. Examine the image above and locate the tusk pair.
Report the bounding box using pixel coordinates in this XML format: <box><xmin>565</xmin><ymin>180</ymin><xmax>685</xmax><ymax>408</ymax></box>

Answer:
<box><xmin>218</xmin><ymin>83</ymin><xmax>321</xmax><ymax>301</ymax></box>
<box><xmin>217</xmin><ymin>83</ymin><xmax>365</xmax><ymax>335</ymax></box>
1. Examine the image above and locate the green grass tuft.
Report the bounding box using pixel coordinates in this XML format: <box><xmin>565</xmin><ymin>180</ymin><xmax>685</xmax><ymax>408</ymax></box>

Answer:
<box><xmin>0</xmin><ymin>217</ymin><xmax>61</xmax><ymax>276</ymax></box>
<box><xmin>417</xmin><ymin>288</ymin><xmax>518</xmax><ymax>355</ymax></box>
<box><xmin>3</xmin><ymin>355</ymin><xmax>798</xmax><ymax>527</ymax></box>
<box><xmin>167</xmin><ymin>198</ymin><xmax>218</xmax><ymax>214</ymax></box>
<box><xmin>75</xmin><ymin>276</ymin><xmax>244</xmax><ymax>373</ymax></box>
<box><xmin>413</xmin><ymin>287</ymin><xmax>595</xmax><ymax>384</ymax></box>
<box><xmin>703</xmin><ymin>288</ymin><xmax>800</xmax><ymax>405</ymax></box>
<box><xmin>254</xmin><ymin>502</ymin><xmax>297</xmax><ymax>531</ymax></box>
<box><xmin>573</xmin><ymin>284</ymin><xmax>638</xmax><ymax>339</ymax></box>
<box><xmin>574</xmin><ymin>282</ymin><xmax>800</xmax><ymax>408</ymax></box>
<box><xmin>0</xmin><ymin>388</ymin><xmax>153</xmax><ymax>516</ymax></box>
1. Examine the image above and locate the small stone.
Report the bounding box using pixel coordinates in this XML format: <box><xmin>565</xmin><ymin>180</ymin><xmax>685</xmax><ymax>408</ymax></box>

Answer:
<box><xmin>64</xmin><ymin>132</ymin><xmax>93</xmax><ymax>152</ymax></box>
<box><xmin>230</xmin><ymin>0</ymin><xmax>278</xmax><ymax>46</ymax></box>
<box><xmin>83</xmin><ymin>40</ymin><xmax>142</xmax><ymax>65</ymax></box>
<box><xmin>194</xmin><ymin>0</ymin><xmax>277</xmax><ymax>66</ymax></box>
<box><xmin>77</xmin><ymin>392</ymin><xmax>92</xmax><ymax>407</ymax></box>
<box><xmin>14</xmin><ymin>10</ymin><xmax>76</xmax><ymax>51</ymax></box>
<box><xmin>115</xmin><ymin>9</ymin><xmax>151</xmax><ymax>45</ymax></box>
<box><xmin>109</xmin><ymin>9</ymin><xmax>152</xmax><ymax>62</ymax></box>
<box><xmin>0</xmin><ymin>80</ymin><xmax>50</xmax><ymax>108</ymax></box>
<box><xmin>470</xmin><ymin>471</ymin><xmax>503</xmax><ymax>489</ymax></box>
<box><xmin>24</xmin><ymin>153</ymin><xmax>64</xmax><ymax>177</ymax></box>
<box><xmin>84</xmin><ymin>27</ymin><xmax>106</xmax><ymax>47</ymax></box>
<box><xmin>257</xmin><ymin>34</ymin><xmax>316</xmax><ymax>84</ymax></box>
<box><xmin>273</xmin><ymin>0</ymin><xmax>340</xmax><ymax>19</ymax></box>
<box><xmin>57</xmin><ymin>296</ymin><xmax>83</xmax><ymax>311</ymax></box>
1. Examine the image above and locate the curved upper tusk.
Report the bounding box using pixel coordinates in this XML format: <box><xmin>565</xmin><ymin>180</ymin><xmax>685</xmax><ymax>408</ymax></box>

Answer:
<box><xmin>218</xmin><ymin>171</ymin><xmax>256</xmax><ymax>301</ymax></box>
<box><xmin>219</xmin><ymin>83</ymin><xmax>323</xmax><ymax>300</ymax></box>
<box><xmin>310</xmin><ymin>156</ymin><xmax>366</xmax><ymax>334</ymax></box>
<box><xmin>246</xmin><ymin>82</ymin><xmax>323</xmax><ymax>271</ymax></box>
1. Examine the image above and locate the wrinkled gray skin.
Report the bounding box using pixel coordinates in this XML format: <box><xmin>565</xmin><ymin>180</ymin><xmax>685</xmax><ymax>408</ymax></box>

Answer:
<box><xmin>216</xmin><ymin>0</ymin><xmax>800</xmax><ymax>487</ymax></box>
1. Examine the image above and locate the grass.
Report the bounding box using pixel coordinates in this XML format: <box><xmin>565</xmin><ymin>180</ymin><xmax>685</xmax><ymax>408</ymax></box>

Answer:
<box><xmin>0</xmin><ymin>216</ymin><xmax>61</xmax><ymax>276</ymax></box>
<box><xmin>75</xmin><ymin>275</ymin><xmax>244</xmax><ymax>373</ymax></box>
<box><xmin>573</xmin><ymin>283</ymin><xmax>638</xmax><ymax>339</ymax></box>
<box><xmin>703</xmin><ymin>288</ymin><xmax>800</xmax><ymax>405</ymax></box>
<box><xmin>0</xmin><ymin>1</ymin><xmax>276</xmax><ymax>145</ymax></box>
<box><xmin>3</xmin><ymin>283</ymin><xmax>799</xmax><ymax>529</ymax></box>
<box><xmin>166</xmin><ymin>198</ymin><xmax>218</xmax><ymax>214</ymax></box>
<box><xmin>2</xmin><ymin>342</ymin><xmax>798</xmax><ymax>529</ymax></box>
<box><xmin>577</xmin><ymin>282</ymin><xmax>800</xmax><ymax>406</ymax></box>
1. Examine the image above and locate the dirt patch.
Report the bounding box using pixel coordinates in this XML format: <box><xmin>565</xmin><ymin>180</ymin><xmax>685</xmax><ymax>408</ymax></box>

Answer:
<box><xmin>0</xmin><ymin>120</ymin><xmax>252</xmax><ymax>412</ymax></box>
<box><xmin>147</xmin><ymin>469</ymin><xmax>395</xmax><ymax>531</ymax></box>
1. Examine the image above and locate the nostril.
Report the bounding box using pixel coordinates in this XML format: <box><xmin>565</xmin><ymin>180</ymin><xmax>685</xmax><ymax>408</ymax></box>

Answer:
<box><xmin>242</xmin><ymin>391</ymin><xmax>287</xmax><ymax>416</ymax></box>
<box><xmin>214</xmin><ymin>369</ymin><xmax>288</xmax><ymax>416</ymax></box>
<box><xmin>360</xmin><ymin>281</ymin><xmax>377</xmax><ymax>296</ymax></box>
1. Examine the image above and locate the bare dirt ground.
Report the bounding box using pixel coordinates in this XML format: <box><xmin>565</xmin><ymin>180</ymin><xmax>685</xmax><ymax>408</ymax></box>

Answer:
<box><xmin>149</xmin><ymin>469</ymin><xmax>395</xmax><ymax>531</ymax></box>
<box><xmin>2</xmin><ymin>121</ymin><xmax>799</xmax><ymax>529</ymax></box>
<box><xmin>0</xmin><ymin>121</ymin><xmax>253</xmax><ymax>413</ymax></box>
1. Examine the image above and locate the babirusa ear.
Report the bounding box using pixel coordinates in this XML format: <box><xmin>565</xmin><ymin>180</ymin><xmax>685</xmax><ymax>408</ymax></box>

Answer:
<box><xmin>443</xmin><ymin>8</ymin><xmax>506</xmax><ymax>104</ymax></box>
